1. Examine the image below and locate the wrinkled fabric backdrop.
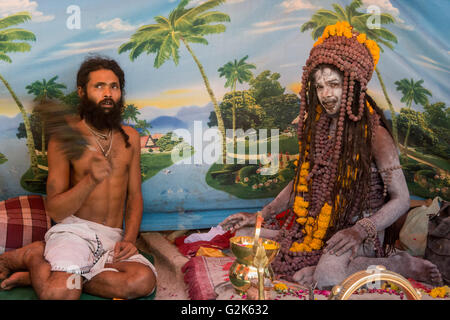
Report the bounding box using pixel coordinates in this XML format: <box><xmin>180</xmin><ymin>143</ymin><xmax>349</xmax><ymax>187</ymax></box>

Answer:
<box><xmin>0</xmin><ymin>0</ymin><xmax>448</xmax><ymax>231</ymax></box>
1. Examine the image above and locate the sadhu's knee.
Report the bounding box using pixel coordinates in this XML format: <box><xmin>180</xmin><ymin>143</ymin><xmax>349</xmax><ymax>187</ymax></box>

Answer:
<box><xmin>313</xmin><ymin>254</ymin><xmax>348</xmax><ymax>289</ymax></box>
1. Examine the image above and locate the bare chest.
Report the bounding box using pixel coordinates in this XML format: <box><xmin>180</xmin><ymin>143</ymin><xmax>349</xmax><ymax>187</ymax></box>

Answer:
<box><xmin>71</xmin><ymin>133</ymin><xmax>133</xmax><ymax>183</ymax></box>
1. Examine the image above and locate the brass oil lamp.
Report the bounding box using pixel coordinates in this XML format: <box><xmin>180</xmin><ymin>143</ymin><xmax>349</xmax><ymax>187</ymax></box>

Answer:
<box><xmin>228</xmin><ymin>212</ymin><xmax>280</xmax><ymax>299</ymax></box>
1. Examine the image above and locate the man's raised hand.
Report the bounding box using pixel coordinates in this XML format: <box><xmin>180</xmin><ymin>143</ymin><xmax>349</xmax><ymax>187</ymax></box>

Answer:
<box><xmin>88</xmin><ymin>152</ymin><xmax>112</xmax><ymax>185</ymax></box>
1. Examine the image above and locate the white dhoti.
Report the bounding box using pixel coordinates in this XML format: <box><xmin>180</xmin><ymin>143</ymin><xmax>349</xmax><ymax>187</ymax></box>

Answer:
<box><xmin>44</xmin><ymin>215</ymin><xmax>157</xmax><ymax>281</ymax></box>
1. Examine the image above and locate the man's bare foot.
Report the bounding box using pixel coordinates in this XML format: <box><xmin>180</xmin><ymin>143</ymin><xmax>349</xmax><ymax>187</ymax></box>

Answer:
<box><xmin>0</xmin><ymin>241</ymin><xmax>45</xmax><ymax>282</ymax></box>
<box><xmin>0</xmin><ymin>272</ymin><xmax>31</xmax><ymax>290</ymax></box>
<box><xmin>395</xmin><ymin>252</ymin><xmax>443</xmax><ymax>286</ymax></box>
<box><xmin>0</xmin><ymin>255</ymin><xmax>13</xmax><ymax>281</ymax></box>
<box><xmin>293</xmin><ymin>266</ymin><xmax>316</xmax><ymax>286</ymax></box>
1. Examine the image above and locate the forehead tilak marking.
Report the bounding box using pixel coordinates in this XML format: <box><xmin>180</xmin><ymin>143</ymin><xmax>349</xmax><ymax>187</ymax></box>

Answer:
<box><xmin>314</xmin><ymin>68</ymin><xmax>342</xmax><ymax>84</ymax></box>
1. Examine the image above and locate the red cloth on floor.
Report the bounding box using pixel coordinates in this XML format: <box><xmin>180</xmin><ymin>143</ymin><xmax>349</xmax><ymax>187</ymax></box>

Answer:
<box><xmin>175</xmin><ymin>231</ymin><xmax>234</xmax><ymax>257</ymax></box>
<box><xmin>182</xmin><ymin>256</ymin><xmax>235</xmax><ymax>300</ymax></box>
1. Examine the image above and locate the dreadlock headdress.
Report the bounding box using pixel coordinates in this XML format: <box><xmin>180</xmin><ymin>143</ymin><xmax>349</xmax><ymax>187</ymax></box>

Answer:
<box><xmin>269</xmin><ymin>22</ymin><xmax>387</xmax><ymax>277</ymax></box>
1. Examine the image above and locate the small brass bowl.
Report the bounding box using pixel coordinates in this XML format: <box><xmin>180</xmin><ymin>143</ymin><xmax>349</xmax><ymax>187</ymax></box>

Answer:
<box><xmin>229</xmin><ymin>236</ymin><xmax>280</xmax><ymax>293</ymax></box>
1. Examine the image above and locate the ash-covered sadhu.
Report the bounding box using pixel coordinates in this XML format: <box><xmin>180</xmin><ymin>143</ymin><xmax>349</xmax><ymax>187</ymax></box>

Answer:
<box><xmin>270</xmin><ymin>21</ymin><xmax>386</xmax><ymax>272</ymax></box>
<box><xmin>221</xmin><ymin>22</ymin><xmax>443</xmax><ymax>288</ymax></box>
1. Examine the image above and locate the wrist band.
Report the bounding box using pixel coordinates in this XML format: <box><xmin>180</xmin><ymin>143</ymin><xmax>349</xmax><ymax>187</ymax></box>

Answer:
<box><xmin>357</xmin><ymin>218</ymin><xmax>377</xmax><ymax>242</ymax></box>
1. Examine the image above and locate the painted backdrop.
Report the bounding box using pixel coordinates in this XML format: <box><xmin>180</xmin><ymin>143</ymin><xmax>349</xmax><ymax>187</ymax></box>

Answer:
<box><xmin>0</xmin><ymin>0</ymin><xmax>449</xmax><ymax>231</ymax></box>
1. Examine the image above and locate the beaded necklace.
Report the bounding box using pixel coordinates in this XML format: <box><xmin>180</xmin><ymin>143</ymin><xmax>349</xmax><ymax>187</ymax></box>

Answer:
<box><xmin>84</xmin><ymin>121</ymin><xmax>113</xmax><ymax>158</ymax></box>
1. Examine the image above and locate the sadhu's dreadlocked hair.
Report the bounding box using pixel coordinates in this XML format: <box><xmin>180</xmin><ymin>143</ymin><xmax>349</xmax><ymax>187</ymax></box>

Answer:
<box><xmin>298</xmin><ymin>65</ymin><xmax>377</xmax><ymax>236</ymax></box>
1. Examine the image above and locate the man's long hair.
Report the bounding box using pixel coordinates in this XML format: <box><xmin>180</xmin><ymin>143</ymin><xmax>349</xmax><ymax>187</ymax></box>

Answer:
<box><xmin>76</xmin><ymin>56</ymin><xmax>130</xmax><ymax>148</ymax></box>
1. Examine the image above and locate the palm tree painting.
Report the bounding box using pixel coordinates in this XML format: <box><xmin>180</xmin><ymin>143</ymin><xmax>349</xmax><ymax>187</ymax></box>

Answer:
<box><xmin>26</xmin><ymin>76</ymin><xmax>67</xmax><ymax>102</ymax></box>
<box><xmin>118</xmin><ymin>0</ymin><xmax>230</xmax><ymax>161</ymax></box>
<box><xmin>395</xmin><ymin>78</ymin><xmax>432</xmax><ymax>153</ymax></box>
<box><xmin>300</xmin><ymin>0</ymin><xmax>400</xmax><ymax>143</ymax></box>
<box><xmin>0</xmin><ymin>12</ymin><xmax>39</xmax><ymax>177</ymax></box>
<box><xmin>26</xmin><ymin>76</ymin><xmax>67</xmax><ymax>155</ymax></box>
<box><xmin>135</xmin><ymin>119</ymin><xmax>152</xmax><ymax>136</ymax></box>
<box><xmin>218</xmin><ymin>55</ymin><xmax>256</xmax><ymax>142</ymax></box>
<box><xmin>122</xmin><ymin>104</ymin><xmax>141</xmax><ymax>125</ymax></box>
<box><xmin>0</xmin><ymin>152</ymin><xmax>7</xmax><ymax>165</ymax></box>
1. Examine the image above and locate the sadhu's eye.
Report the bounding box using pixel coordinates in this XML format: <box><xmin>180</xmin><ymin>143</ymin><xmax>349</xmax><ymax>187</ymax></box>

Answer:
<box><xmin>330</xmin><ymin>82</ymin><xmax>340</xmax><ymax>88</ymax></box>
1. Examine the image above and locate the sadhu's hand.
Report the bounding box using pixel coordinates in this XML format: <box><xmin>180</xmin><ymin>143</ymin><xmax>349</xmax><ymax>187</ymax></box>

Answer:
<box><xmin>113</xmin><ymin>241</ymin><xmax>138</xmax><ymax>262</ymax></box>
<box><xmin>323</xmin><ymin>224</ymin><xmax>367</xmax><ymax>260</ymax></box>
<box><xmin>219</xmin><ymin>212</ymin><xmax>255</xmax><ymax>232</ymax></box>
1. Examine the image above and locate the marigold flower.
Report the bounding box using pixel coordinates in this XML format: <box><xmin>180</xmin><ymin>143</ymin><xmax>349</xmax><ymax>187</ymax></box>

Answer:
<box><xmin>357</xmin><ymin>33</ymin><xmax>367</xmax><ymax>43</ymax></box>
<box><xmin>303</xmin><ymin>236</ymin><xmax>313</xmax><ymax>244</ymax></box>
<box><xmin>321</xmin><ymin>203</ymin><xmax>332</xmax><ymax>215</ymax></box>
<box><xmin>294</xmin><ymin>207</ymin><xmax>308</xmax><ymax>218</ymax></box>
<box><xmin>313</xmin><ymin>229</ymin><xmax>327</xmax><ymax>239</ymax></box>
<box><xmin>343</xmin><ymin>30</ymin><xmax>352</xmax><ymax>38</ymax></box>
<box><xmin>318</xmin><ymin>215</ymin><xmax>331</xmax><ymax>227</ymax></box>
<box><xmin>313</xmin><ymin>36</ymin><xmax>324</xmax><ymax>47</ymax></box>
<box><xmin>305</xmin><ymin>225</ymin><xmax>313</xmax><ymax>235</ymax></box>
<box><xmin>316</xmin><ymin>105</ymin><xmax>323</xmax><ymax>113</ymax></box>
<box><xmin>274</xmin><ymin>283</ymin><xmax>289</xmax><ymax>292</ymax></box>
<box><xmin>366</xmin><ymin>101</ymin><xmax>374</xmax><ymax>114</ymax></box>
<box><xmin>429</xmin><ymin>286</ymin><xmax>449</xmax><ymax>298</ymax></box>
<box><xmin>298</xmin><ymin>243</ymin><xmax>312</xmax><ymax>252</ymax></box>
<box><xmin>328</xmin><ymin>25</ymin><xmax>336</xmax><ymax>36</ymax></box>
<box><xmin>296</xmin><ymin>217</ymin><xmax>307</xmax><ymax>225</ymax></box>
<box><xmin>310</xmin><ymin>238</ymin><xmax>323</xmax><ymax>250</ymax></box>
<box><xmin>295</xmin><ymin>197</ymin><xmax>309</xmax><ymax>208</ymax></box>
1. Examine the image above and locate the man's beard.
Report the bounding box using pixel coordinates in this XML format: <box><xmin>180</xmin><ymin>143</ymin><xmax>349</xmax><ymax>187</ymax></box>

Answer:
<box><xmin>79</xmin><ymin>95</ymin><xmax>123</xmax><ymax>131</ymax></box>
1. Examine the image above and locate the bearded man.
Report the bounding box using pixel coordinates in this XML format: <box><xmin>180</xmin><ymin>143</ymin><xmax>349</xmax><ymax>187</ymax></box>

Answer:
<box><xmin>220</xmin><ymin>22</ymin><xmax>443</xmax><ymax>289</ymax></box>
<box><xmin>0</xmin><ymin>56</ymin><xmax>156</xmax><ymax>299</ymax></box>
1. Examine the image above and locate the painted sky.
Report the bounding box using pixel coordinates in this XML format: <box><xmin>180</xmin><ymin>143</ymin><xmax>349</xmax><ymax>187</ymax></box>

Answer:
<box><xmin>0</xmin><ymin>0</ymin><xmax>449</xmax><ymax>119</ymax></box>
